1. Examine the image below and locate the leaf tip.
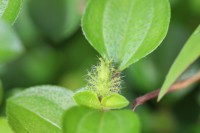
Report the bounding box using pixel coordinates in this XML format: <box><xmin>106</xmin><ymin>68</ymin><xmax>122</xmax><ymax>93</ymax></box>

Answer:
<box><xmin>157</xmin><ymin>90</ymin><xmax>167</xmax><ymax>102</ymax></box>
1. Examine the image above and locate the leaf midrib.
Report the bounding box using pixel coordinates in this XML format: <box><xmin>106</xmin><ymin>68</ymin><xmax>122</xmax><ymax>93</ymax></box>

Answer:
<box><xmin>12</xmin><ymin>101</ymin><xmax>62</xmax><ymax>131</ymax></box>
<box><xmin>117</xmin><ymin>0</ymin><xmax>137</xmax><ymax>65</ymax></box>
<box><xmin>120</xmin><ymin>0</ymin><xmax>155</xmax><ymax>69</ymax></box>
<box><xmin>112</xmin><ymin>112</ymin><xmax>122</xmax><ymax>133</ymax></box>
<box><xmin>101</xmin><ymin>0</ymin><xmax>109</xmax><ymax>57</ymax></box>
<box><xmin>76</xmin><ymin>111</ymin><xmax>95</xmax><ymax>133</ymax></box>
<box><xmin>8</xmin><ymin>113</ymin><xmax>33</xmax><ymax>133</ymax></box>
<box><xmin>97</xmin><ymin>112</ymin><xmax>105</xmax><ymax>133</ymax></box>
<box><xmin>10</xmin><ymin>96</ymin><xmax>63</xmax><ymax>131</ymax></box>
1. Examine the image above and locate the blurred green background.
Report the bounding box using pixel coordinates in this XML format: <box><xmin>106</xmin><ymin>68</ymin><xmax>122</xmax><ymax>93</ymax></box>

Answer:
<box><xmin>0</xmin><ymin>0</ymin><xmax>200</xmax><ymax>133</ymax></box>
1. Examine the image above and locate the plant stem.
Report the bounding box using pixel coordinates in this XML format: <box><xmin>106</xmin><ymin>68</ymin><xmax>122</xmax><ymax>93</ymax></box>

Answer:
<box><xmin>132</xmin><ymin>71</ymin><xmax>200</xmax><ymax>111</ymax></box>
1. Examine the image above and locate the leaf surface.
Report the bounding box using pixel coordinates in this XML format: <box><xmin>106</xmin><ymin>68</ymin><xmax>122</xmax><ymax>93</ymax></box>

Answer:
<box><xmin>158</xmin><ymin>25</ymin><xmax>200</xmax><ymax>101</ymax></box>
<box><xmin>0</xmin><ymin>0</ymin><xmax>22</xmax><ymax>24</ymax></box>
<box><xmin>82</xmin><ymin>0</ymin><xmax>170</xmax><ymax>70</ymax></box>
<box><xmin>101</xmin><ymin>93</ymin><xmax>129</xmax><ymax>109</ymax></box>
<box><xmin>63</xmin><ymin>106</ymin><xmax>140</xmax><ymax>133</ymax></box>
<box><xmin>0</xmin><ymin>117</ymin><xmax>13</xmax><ymax>133</ymax></box>
<box><xmin>73</xmin><ymin>90</ymin><xmax>102</xmax><ymax>109</ymax></box>
<box><xmin>7</xmin><ymin>85</ymin><xmax>76</xmax><ymax>133</ymax></box>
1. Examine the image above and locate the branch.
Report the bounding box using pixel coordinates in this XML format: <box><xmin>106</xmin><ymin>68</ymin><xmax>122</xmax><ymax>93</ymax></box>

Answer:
<box><xmin>132</xmin><ymin>71</ymin><xmax>200</xmax><ymax>111</ymax></box>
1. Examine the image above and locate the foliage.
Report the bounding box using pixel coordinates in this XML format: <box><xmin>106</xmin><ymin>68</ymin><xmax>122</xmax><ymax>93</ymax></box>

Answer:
<box><xmin>75</xmin><ymin>0</ymin><xmax>171</xmax><ymax>114</ymax></box>
<box><xmin>74</xmin><ymin>90</ymin><xmax>129</xmax><ymax>109</ymax></box>
<box><xmin>0</xmin><ymin>0</ymin><xmax>22</xmax><ymax>24</ymax></box>
<box><xmin>0</xmin><ymin>0</ymin><xmax>199</xmax><ymax>133</ymax></box>
<box><xmin>6</xmin><ymin>86</ymin><xmax>75</xmax><ymax>133</ymax></box>
<box><xmin>63</xmin><ymin>106</ymin><xmax>140</xmax><ymax>133</ymax></box>
<box><xmin>0</xmin><ymin>117</ymin><xmax>13</xmax><ymax>133</ymax></box>
<box><xmin>82</xmin><ymin>0</ymin><xmax>170</xmax><ymax>70</ymax></box>
<box><xmin>158</xmin><ymin>25</ymin><xmax>200</xmax><ymax>100</ymax></box>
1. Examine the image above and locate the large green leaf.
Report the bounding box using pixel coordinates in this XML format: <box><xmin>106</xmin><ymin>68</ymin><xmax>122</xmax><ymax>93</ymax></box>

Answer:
<box><xmin>28</xmin><ymin>0</ymin><xmax>83</xmax><ymax>42</ymax></box>
<box><xmin>7</xmin><ymin>85</ymin><xmax>76</xmax><ymax>133</ymax></box>
<box><xmin>82</xmin><ymin>0</ymin><xmax>170</xmax><ymax>70</ymax></box>
<box><xmin>63</xmin><ymin>106</ymin><xmax>140</xmax><ymax>133</ymax></box>
<box><xmin>158</xmin><ymin>25</ymin><xmax>200</xmax><ymax>101</ymax></box>
<box><xmin>0</xmin><ymin>19</ymin><xmax>23</xmax><ymax>64</ymax></box>
<box><xmin>0</xmin><ymin>0</ymin><xmax>22</xmax><ymax>24</ymax></box>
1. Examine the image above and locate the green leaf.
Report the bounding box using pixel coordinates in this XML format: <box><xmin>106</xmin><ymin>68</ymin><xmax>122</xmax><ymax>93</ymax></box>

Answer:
<box><xmin>158</xmin><ymin>25</ymin><xmax>200</xmax><ymax>101</ymax></box>
<box><xmin>28</xmin><ymin>0</ymin><xmax>82</xmax><ymax>42</ymax></box>
<box><xmin>82</xmin><ymin>0</ymin><xmax>170</xmax><ymax>70</ymax></box>
<box><xmin>63</xmin><ymin>106</ymin><xmax>140</xmax><ymax>133</ymax></box>
<box><xmin>73</xmin><ymin>90</ymin><xmax>102</xmax><ymax>109</ymax></box>
<box><xmin>0</xmin><ymin>117</ymin><xmax>13</xmax><ymax>133</ymax></box>
<box><xmin>0</xmin><ymin>19</ymin><xmax>24</xmax><ymax>64</ymax></box>
<box><xmin>101</xmin><ymin>93</ymin><xmax>129</xmax><ymax>109</ymax></box>
<box><xmin>73</xmin><ymin>90</ymin><xmax>129</xmax><ymax>110</ymax></box>
<box><xmin>0</xmin><ymin>0</ymin><xmax>22</xmax><ymax>24</ymax></box>
<box><xmin>7</xmin><ymin>85</ymin><xmax>76</xmax><ymax>133</ymax></box>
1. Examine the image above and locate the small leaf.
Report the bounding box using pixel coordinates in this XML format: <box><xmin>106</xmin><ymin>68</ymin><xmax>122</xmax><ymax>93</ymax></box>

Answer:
<box><xmin>63</xmin><ymin>106</ymin><xmax>140</xmax><ymax>133</ymax></box>
<box><xmin>82</xmin><ymin>0</ymin><xmax>170</xmax><ymax>70</ymax></box>
<box><xmin>0</xmin><ymin>117</ymin><xmax>13</xmax><ymax>133</ymax></box>
<box><xmin>0</xmin><ymin>19</ymin><xmax>24</xmax><ymax>64</ymax></box>
<box><xmin>101</xmin><ymin>93</ymin><xmax>129</xmax><ymax>109</ymax></box>
<box><xmin>158</xmin><ymin>25</ymin><xmax>200</xmax><ymax>101</ymax></box>
<box><xmin>73</xmin><ymin>90</ymin><xmax>102</xmax><ymax>109</ymax></box>
<box><xmin>0</xmin><ymin>0</ymin><xmax>22</xmax><ymax>24</ymax></box>
<box><xmin>7</xmin><ymin>85</ymin><xmax>76</xmax><ymax>133</ymax></box>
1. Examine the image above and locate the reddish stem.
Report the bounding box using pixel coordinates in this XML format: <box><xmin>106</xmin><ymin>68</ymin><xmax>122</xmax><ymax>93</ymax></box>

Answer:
<box><xmin>132</xmin><ymin>71</ymin><xmax>200</xmax><ymax>111</ymax></box>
